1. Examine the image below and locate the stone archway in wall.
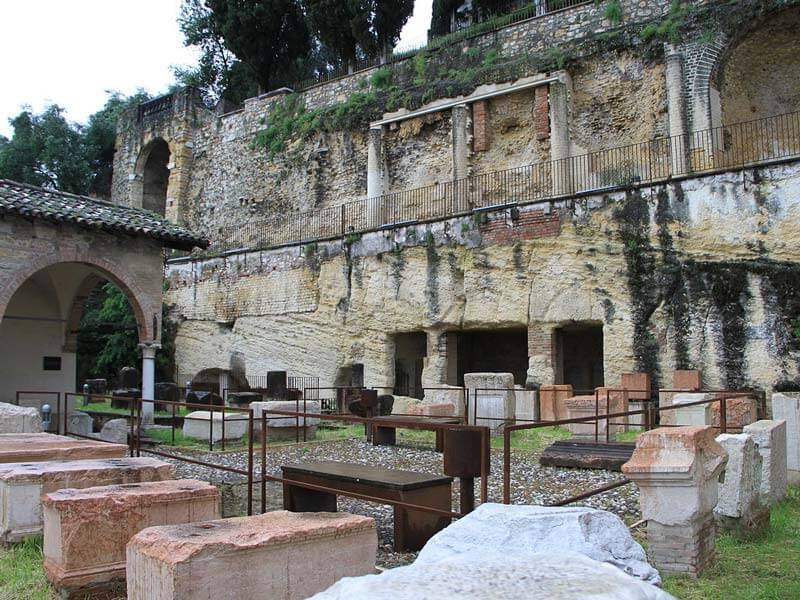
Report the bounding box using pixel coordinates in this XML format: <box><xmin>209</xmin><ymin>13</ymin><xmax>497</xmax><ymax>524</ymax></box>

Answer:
<box><xmin>712</xmin><ymin>6</ymin><xmax>800</xmax><ymax>127</ymax></box>
<box><xmin>135</xmin><ymin>138</ymin><xmax>171</xmax><ymax>216</ymax></box>
<box><xmin>0</xmin><ymin>258</ymin><xmax>158</xmax><ymax>404</ymax></box>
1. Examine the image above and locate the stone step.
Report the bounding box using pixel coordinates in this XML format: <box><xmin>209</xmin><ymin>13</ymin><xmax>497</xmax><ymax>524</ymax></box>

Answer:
<box><xmin>127</xmin><ymin>510</ymin><xmax>376</xmax><ymax>600</ymax></box>
<box><xmin>42</xmin><ymin>479</ymin><xmax>220</xmax><ymax>598</ymax></box>
<box><xmin>0</xmin><ymin>457</ymin><xmax>175</xmax><ymax>544</ymax></box>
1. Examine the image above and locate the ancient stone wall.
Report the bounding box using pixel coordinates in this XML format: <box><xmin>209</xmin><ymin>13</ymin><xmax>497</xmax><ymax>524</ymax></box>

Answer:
<box><xmin>165</xmin><ymin>161</ymin><xmax>800</xmax><ymax>395</ymax></box>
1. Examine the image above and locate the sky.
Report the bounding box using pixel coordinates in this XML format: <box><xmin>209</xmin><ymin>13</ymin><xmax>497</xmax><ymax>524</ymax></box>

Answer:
<box><xmin>0</xmin><ymin>0</ymin><xmax>434</xmax><ymax>138</ymax></box>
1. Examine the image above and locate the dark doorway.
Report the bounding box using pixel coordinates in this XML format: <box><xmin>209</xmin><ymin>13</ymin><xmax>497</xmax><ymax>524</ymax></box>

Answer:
<box><xmin>142</xmin><ymin>139</ymin><xmax>170</xmax><ymax>216</ymax></box>
<box><xmin>555</xmin><ymin>323</ymin><xmax>604</xmax><ymax>392</ymax></box>
<box><xmin>394</xmin><ymin>332</ymin><xmax>427</xmax><ymax>399</ymax></box>
<box><xmin>455</xmin><ymin>329</ymin><xmax>528</xmax><ymax>386</ymax></box>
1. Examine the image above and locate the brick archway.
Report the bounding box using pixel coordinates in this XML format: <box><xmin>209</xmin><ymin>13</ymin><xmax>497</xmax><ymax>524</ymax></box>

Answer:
<box><xmin>0</xmin><ymin>250</ymin><xmax>160</xmax><ymax>344</ymax></box>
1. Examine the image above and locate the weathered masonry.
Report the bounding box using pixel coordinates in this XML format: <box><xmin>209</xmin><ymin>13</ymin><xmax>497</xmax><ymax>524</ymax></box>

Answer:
<box><xmin>112</xmin><ymin>0</ymin><xmax>800</xmax><ymax>396</ymax></box>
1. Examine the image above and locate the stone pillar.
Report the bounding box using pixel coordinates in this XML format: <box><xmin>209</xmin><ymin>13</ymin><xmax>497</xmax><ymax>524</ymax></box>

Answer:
<box><xmin>772</xmin><ymin>393</ymin><xmax>800</xmax><ymax>484</ymax></box>
<box><xmin>218</xmin><ymin>371</ymin><xmax>230</xmax><ymax>400</ymax></box>
<box><xmin>714</xmin><ymin>433</ymin><xmax>767</xmax><ymax>530</ymax></box>
<box><xmin>366</xmin><ymin>126</ymin><xmax>385</xmax><ymax>229</ymax></box>
<box><xmin>452</xmin><ymin>104</ymin><xmax>471</xmax><ymax>182</ymax></box>
<box><xmin>549</xmin><ymin>75</ymin><xmax>572</xmax><ymax>196</ymax></box>
<box><xmin>526</xmin><ymin>324</ymin><xmax>555</xmax><ymax>387</ymax></box>
<box><xmin>622</xmin><ymin>426</ymin><xmax>727</xmax><ymax>576</ymax></box>
<box><xmin>421</xmin><ymin>330</ymin><xmax>449</xmax><ymax>389</ymax></box>
<box><xmin>665</xmin><ymin>46</ymin><xmax>688</xmax><ymax>176</ymax></box>
<box><xmin>140</xmin><ymin>344</ymin><xmax>159</xmax><ymax>424</ymax></box>
<box><xmin>743</xmin><ymin>419</ymin><xmax>788</xmax><ymax>506</ymax></box>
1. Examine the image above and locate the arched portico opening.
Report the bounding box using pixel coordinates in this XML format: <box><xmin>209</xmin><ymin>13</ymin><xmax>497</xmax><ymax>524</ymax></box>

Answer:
<box><xmin>138</xmin><ymin>138</ymin><xmax>171</xmax><ymax>216</ymax></box>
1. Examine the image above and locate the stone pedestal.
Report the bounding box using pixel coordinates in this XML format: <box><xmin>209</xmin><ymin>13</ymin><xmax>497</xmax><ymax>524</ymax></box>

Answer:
<box><xmin>714</xmin><ymin>433</ymin><xmax>767</xmax><ymax>530</ymax></box>
<box><xmin>182</xmin><ymin>410</ymin><xmax>249</xmax><ymax>443</ymax></box>
<box><xmin>463</xmin><ymin>373</ymin><xmax>515</xmax><ymax>432</ymax></box>
<box><xmin>0</xmin><ymin>457</ymin><xmax>174</xmax><ymax>543</ymax></box>
<box><xmin>126</xmin><ymin>511</ymin><xmax>377</xmax><ymax>600</ymax></box>
<box><xmin>622</xmin><ymin>426</ymin><xmax>727</xmax><ymax>576</ymax></box>
<box><xmin>0</xmin><ymin>402</ymin><xmax>43</xmax><ymax>433</ymax></box>
<box><xmin>710</xmin><ymin>396</ymin><xmax>758</xmax><ymax>430</ymax></box>
<box><xmin>673</xmin><ymin>370</ymin><xmax>702</xmax><ymax>390</ymax></box>
<box><xmin>772</xmin><ymin>393</ymin><xmax>800</xmax><ymax>484</ymax></box>
<box><xmin>42</xmin><ymin>479</ymin><xmax>220</xmax><ymax>597</ymax></box>
<box><xmin>743</xmin><ymin>420</ymin><xmax>788</xmax><ymax>506</ymax></box>
<box><xmin>251</xmin><ymin>400</ymin><xmax>321</xmax><ymax>440</ymax></box>
<box><xmin>539</xmin><ymin>384</ymin><xmax>573</xmax><ymax>422</ymax></box>
<box><xmin>0</xmin><ymin>433</ymin><xmax>127</xmax><ymax>464</ymax></box>
<box><xmin>422</xmin><ymin>386</ymin><xmax>464</xmax><ymax>417</ymax></box>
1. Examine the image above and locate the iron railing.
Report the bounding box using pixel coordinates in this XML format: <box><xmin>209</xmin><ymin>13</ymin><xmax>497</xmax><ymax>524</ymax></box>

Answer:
<box><xmin>190</xmin><ymin>110</ymin><xmax>800</xmax><ymax>257</ymax></box>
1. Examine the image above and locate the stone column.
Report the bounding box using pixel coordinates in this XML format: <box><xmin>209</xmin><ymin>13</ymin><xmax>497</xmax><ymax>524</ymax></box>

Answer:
<box><xmin>140</xmin><ymin>344</ymin><xmax>159</xmax><ymax>424</ymax></box>
<box><xmin>366</xmin><ymin>126</ymin><xmax>385</xmax><ymax>228</ymax></box>
<box><xmin>526</xmin><ymin>324</ymin><xmax>555</xmax><ymax>387</ymax></box>
<box><xmin>772</xmin><ymin>393</ymin><xmax>800</xmax><ymax>484</ymax></box>
<box><xmin>451</xmin><ymin>104</ymin><xmax>471</xmax><ymax>182</ymax></box>
<box><xmin>549</xmin><ymin>74</ymin><xmax>572</xmax><ymax>196</ymax></box>
<box><xmin>665</xmin><ymin>46</ymin><xmax>688</xmax><ymax>176</ymax></box>
<box><xmin>421</xmin><ymin>330</ymin><xmax>449</xmax><ymax>389</ymax></box>
<box><xmin>622</xmin><ymin>426</ymin><xmax>727</xmax><ymax>576</ymax></box>
<box><xmin>218</xmin><ymin>371</ymin><xmax>230</xmax><ymax>400</ymax></box>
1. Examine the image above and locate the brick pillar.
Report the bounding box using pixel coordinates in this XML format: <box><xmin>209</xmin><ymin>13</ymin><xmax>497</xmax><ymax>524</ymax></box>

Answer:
<box><xmin>534</xmin><ymin>85</ymin><xmax>549</xmax><ymax>141</ymax></box>
<box><xmin>622</xmin><ymin>426</ymin><xmax>727</xmax><ymax>577</ymax></box>
<box><xmin>549</xmin><ymin>75</ymin><xmax>572</xmax><ymax>196</ymax></box>
<box><xmin>527</xmin><ymin>324</ymin><xmax>555</xmax><ymax>387</ymax></box>
<box><xmin>472</xmin><ymin>100</ymin><xmax>490</xmax><ymax>152</ymax></box>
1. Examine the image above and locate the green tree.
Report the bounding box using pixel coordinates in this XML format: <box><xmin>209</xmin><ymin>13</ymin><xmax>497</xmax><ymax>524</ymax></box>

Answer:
<box><xmin>205</xmin><ymin>0</ymin><xmax>312</xmax><ymax>92</ymax></box>
<box><xmin>305</xmin><ymin>0</ymin><xmax>366</xmax><ymax>72</ymax></box>
<box><xmin>431</xmin><ymin>0</ymin><xmax>465</xmax><ymax>36</ymax></box>
<box><xmin>367</xmin><ymin>0</ymin><xmax>415</xmax><ymax>61</ymax></box>
<box><xmin>0</xmin><ymin>106</ymin><xmax>90</xmax><ymax>193</ymax></box>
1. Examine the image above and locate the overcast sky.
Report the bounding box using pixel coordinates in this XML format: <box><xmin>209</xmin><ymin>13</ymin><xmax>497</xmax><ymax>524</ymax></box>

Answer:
<box><xmin>0</xmin><ymin>0</ymin><xmax>433</xmax><ymax>138</ymax></box>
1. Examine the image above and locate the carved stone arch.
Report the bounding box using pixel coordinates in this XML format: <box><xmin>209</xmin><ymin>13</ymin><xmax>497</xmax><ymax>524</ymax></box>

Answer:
<box><xmin>133</xmin><ymin>137</ymin><xmax>171</xmax><ymax>216</ymax></box>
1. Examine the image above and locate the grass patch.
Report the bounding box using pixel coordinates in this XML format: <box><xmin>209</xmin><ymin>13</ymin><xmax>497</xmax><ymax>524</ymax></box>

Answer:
<box><xmin>614</xmin><ymin>430</ymin><xmax>641</xmax><ymax>442</ymax></box>
<box><xmin>315</xmin><ymin>424</ymin><xmax>363</xmax><ymax>441</ymax></box>
<box><xmin>490</xmin><ymin>426</ymin><xmax>571</xmax><ymax>451</ymax></box>
<box><xmin>80</xmin><ymin>400</ymin><xmax>191</xmax><ymax>418</ymax></box>
<box><xmin>0</xmin><ymin>536</ymin><xmax>55</xmax><ymax>600</ymax></box>
<box><xmin>664</xmin><ymin>486</ymin><xmax>800</xmax><ymax>599</ymax></box>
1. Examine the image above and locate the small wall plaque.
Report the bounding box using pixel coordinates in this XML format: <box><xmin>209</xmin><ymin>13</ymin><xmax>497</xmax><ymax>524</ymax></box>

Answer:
<box><xmin>43</xmin><ymin>356</ymin><xmax>62</xmax><ymax>371</ymax></box>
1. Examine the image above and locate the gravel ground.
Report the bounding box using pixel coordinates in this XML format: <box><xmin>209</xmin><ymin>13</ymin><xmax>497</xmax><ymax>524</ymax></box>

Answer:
<box><xmin>144</xmin><ymin>436</ymin><xmax>640</xmax><ymax>569</ymax></box>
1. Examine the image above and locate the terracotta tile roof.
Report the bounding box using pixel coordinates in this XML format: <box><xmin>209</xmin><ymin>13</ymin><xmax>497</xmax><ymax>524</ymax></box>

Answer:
<box><xmin>0</xmin><ymin>179</ymin><xmax>208</xmax><ymax>251</ymax></box>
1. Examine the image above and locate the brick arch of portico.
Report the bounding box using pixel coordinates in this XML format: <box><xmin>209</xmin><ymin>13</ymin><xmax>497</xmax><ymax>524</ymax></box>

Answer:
<box><xmin>0</xmin><ymin>250</ymin><xmax>161</xmax><ymax>345</ymax></box>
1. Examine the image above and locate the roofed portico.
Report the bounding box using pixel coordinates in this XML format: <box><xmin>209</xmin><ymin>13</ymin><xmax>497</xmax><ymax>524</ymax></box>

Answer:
<box><xmin>0</xmin><ymin>179</ymin><xmax>207</xmax><ymax>421</ymax></box>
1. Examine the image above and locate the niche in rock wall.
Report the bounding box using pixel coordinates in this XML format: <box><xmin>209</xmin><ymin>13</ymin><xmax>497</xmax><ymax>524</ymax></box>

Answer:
<box><xmin>554</xmin><ymin>323</ymin><xmax>604</xmax><ymax>393</ymax></box>
<box><xmin>453</xmin><ymin>329</ymin><xmax>528</xmax><ymax>386</ymax></box>
<box><xmin>394</xmin><ymin>332</ymin><xmax>427</xmax><ymax>399</ymax></box>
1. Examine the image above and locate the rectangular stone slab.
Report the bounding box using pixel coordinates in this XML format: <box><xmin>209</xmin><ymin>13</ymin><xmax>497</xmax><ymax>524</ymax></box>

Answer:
<box><xmin>0</xmin><ymin>457</ymin><xmax>175</xmax><ymax>544</ymax></box>
<box><xmin>42</xmin><ymin>479</ymin><xmax>220</xmax><ymax>597</ymax></box>
<box><xmin>126</xmin><ymin>510</ymin><xmax>377</xmax><ymax>600</ymax></box>
<box><xmin>0</xmin><ymin>433</ymin><xmax>127</xmax><ymax>463</ymax></box>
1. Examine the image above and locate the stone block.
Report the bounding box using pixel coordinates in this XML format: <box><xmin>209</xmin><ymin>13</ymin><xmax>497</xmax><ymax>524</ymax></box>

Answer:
<box><xmin>42</xmin><ymin>479</ymin><xmax>219</xmax><ymax>597</ymax></box>
<box><xmin>416</xmin><ymin>503</ymin><xmax>659</xmax><ymax>585</ymax></box>
<box><xmin>407</xmin><ymin>403</ymin><xmax>455</xmax><ymax>417</ymax></box>
<box><xmin>513</xmin><ymin>387</ymin><xmax>536</xmax><ymax>422</ymax></box>
<box><xmin>565</xmin><ymin>389</ymin><xmax>628</xmax><ymax>438</ymax></box>
<box><xmin>0</xmin><ymin>457</ymin><xmax>174</xmax><ymax>543</ymax></box>
<box><xmin>714</xmin><ymin>433</ymin><xmax>765</xmax><ymax>528</ymax></box>
<box><xmin>66</xmin><ymin>412</ymin><xmax>93</xmax><ymax>437</ymax></box>
<box><xmin>313</xmin><ymin>550</ymin><xmax>675</xmax><ymax>600</ymax></box>
<box><xmin>182</xmin><ymin>410</ymin><xmax>249</xmax><ymax>443</ymax></box>
<box><xmin>126</xmin><ymin>511</ymin><xmax>377</xmax><ymax>600</ymax></box>
<box><xmin>0</xmin><ymin>402</ymin><xmax>42</xmax><ymax>434</ymax></box>
<box><xmin>710</xmin><ymin>395</ymin><xmax>758</xmax><ymax>430</ymax></box>
<box><xmin>99</xmin><ymin>418</ymin><xmax>129</xmax><ymax>444</ymax></box>
<box><xmin>423</xmin><ymin>386</ymin><xmax>465</xmax><ymax>417</ymax></box>
<box><xmin>251</xmin><ymin>400</ymin><xmax>321</xmax><ymax>439</ymax></box>
<box><xmin>622</xmin><ymin>426</ymin><xmax>727</xmax><ymax>576</ymax></box>
<box><xmin>772</xmin><ymin>393</ymin><xmax>800</xmax><ymax>484</ymax></box>
<box><xmin>673</xmin><ymin>370</ymin><xmax>702</xmax><ymax>390</ymax></box>
<box><xmin>538</xmin><ymin>384</ymin><xmax>573</xmax><ymax>422</ymax></box>
<box><xmin>0</xmin><ymin>433</ymin><xmax>127</xmax><ymax>464</ymax></box>
<box><xmin>672</xmin><ymin>393</ymin><xmax>712</xmax><ymax>427</ymax></box>
<box><xmin>743</xmin><ymin>419</ymin><xmax>788</xmax><ymax>506</ymax></box>
<box><xmin>621</xmin><ymin>373</ymin><xmax>651</xmax><ymax>401</ymax></box>
<box><xmin>463</xmin><ymin>372</ymin><xmax>515</xmax><ymax>431</ymax></box>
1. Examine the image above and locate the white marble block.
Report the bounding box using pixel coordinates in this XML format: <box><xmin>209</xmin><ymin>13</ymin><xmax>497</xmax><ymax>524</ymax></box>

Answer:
<box><xmin>463</xmin><ymin>373</ymin><xmax>515</xmax><ymax>432</ymax></box>
<box><xmin>714</xmin><ymin>433</ymin><xmax>764</xmax><ymax>526</ymax></box>
<box><xmin>772</xmin><ymin>394</ymin><xmax>800</xmax><ymax>484</ymax></box>
<box><xmin>743</xmin><ymin>420</ymin><xmax>788</xmax><ymax>506</ymax></box>
<box><xmin>182</xmin><ymin>411</ymin><xmax>249</xmax><ymax>443</ymax></box>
